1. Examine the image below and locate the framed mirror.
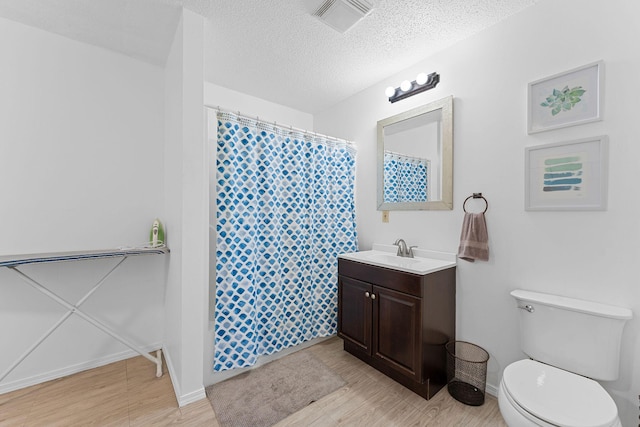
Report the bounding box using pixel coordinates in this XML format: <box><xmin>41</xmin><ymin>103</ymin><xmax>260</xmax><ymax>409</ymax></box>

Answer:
<box><xmin>377</xmin><ymin>96</ymin><xmax>453</xmax><ymax>210</ymax></box>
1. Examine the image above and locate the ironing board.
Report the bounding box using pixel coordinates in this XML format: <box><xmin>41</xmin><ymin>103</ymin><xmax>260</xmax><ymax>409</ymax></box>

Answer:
<box><xmin>0</xmin><ymin>247</ymin><xmax>169</xmax><ymax>383</ymax></box>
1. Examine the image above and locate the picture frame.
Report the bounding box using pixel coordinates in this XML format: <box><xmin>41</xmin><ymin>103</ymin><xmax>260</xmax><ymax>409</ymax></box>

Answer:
<box><xmin>527</xmin><ymin>61</ymin><xmax>603</xmax><ymax>134</ymax></box>
<box><xmin>525</xmin><ymin>136</ymin><xmax>608</xmax><ymax>211</ymax></box>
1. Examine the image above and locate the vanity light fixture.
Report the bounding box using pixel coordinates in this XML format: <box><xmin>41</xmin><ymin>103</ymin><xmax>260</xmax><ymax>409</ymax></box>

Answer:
<box><xmin>385</xmin><ymin>72</ymin><xmax>440</xmax><ymax>103</ymax></box>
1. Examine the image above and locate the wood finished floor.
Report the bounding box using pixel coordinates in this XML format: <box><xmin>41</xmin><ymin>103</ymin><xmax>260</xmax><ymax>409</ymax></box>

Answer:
<box><xmin>1</xmin><ymin>337</ymin><xmax>507</xmax><ymax>426</ymax></box>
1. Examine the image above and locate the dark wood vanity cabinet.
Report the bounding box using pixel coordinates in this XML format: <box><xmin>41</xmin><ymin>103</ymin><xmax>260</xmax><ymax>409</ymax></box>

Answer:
<box><xmin>337</xmin><ymin>258</ymin><xmax>456</xmax><ymax>399</ymax></box>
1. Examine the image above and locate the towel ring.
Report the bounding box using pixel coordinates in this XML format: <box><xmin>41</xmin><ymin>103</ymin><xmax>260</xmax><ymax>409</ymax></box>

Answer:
<box><xmin>463</xmin><ymin>193</ymin><xmax>488</xmax><ymax>213</ymax></box>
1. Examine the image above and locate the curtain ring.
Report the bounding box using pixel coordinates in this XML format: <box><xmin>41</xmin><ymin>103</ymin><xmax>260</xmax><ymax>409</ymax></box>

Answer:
<box><xmin>463</xmin><ymin>193</ymin><xmax>488</xmax><ymax>213</ymax></box>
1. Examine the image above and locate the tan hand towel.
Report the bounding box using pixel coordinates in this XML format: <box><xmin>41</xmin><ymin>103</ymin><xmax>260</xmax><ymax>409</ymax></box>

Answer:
<box><xmin>457</xmin><ymin>212</ymin><xmax>489</xmax><ymax>262</ymax></box>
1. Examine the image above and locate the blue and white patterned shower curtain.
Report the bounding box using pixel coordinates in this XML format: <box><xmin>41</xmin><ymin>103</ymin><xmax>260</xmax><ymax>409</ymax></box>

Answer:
<box><xmin>383</xmin><ymin>151</ymin><xmax>429</xmax><ymax>202</ymax></box>
<box><xmin>214</xmin><ymin>112</ymin><xmax>357</xmax><ymax>372</ymax></box>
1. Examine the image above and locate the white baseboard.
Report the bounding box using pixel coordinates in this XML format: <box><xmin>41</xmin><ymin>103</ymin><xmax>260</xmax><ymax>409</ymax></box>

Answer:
<box><xmin>162</xmin><ymin>345</ymin><xmax>206</xmax><ymax>408</ymax></box>
<box><xmin>0</xmin><ymin>342</ymin><xmax>162</xmax><ymax>395</ymax></box>
<box><xmin>485</xmin><ymin>382</ymin><xmax>499</xmax><ymax>397</ymax></box>
<box><xmin>178</xmin><ymin>388</ymin><xmax>207</xmax><ymax>407</ymax></box>
<box><xmin>163</xmin><ymin>346</ymin><xmax>182</xmax><ymax>402</ymax></box>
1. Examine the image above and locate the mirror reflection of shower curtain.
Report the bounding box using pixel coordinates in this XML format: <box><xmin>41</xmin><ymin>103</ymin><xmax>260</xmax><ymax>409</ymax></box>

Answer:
<box><xmin>213</xmin><ymin>111</ymin><xmax>358</xmax><ymax>372</ymax></box>
<box><xmin>383</xmin><ymin>151</ymin><xmax>429</xmax><ymax>202</ymax></box>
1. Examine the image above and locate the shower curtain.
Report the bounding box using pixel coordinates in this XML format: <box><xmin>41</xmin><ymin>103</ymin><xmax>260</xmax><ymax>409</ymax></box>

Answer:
<box><xmin>383</xmin><ymin>150</ymin><xmax>429</xmax><ymax>202</ymax></box>
<box><xmin>213</xmin><ymin>111</ymin><xmax>357</xmax><ymax>372</ymax></box>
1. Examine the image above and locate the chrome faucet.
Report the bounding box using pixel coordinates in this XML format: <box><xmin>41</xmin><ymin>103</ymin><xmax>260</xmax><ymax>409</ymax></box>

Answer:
<box><xmin>394</xmin><ymin>239</ymin><xmax>415</xmax><ymax>258</ymax></box>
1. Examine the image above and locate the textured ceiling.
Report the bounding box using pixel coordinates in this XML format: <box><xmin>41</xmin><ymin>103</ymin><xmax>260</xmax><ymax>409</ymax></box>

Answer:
<box><xmin>205</xmin><ymin>0</ymin><xmax>539</xmax><ymax>113</ymax></box>
<box><xmin>0</xmin><ymin>0</ymin><xmax>538</xmax><ymax>113</ymax></box>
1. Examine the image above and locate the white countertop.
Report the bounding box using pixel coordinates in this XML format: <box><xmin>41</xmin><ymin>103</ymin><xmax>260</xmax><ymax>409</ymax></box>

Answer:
<box><xmin>338</xmin><ymin>244</ymin><xmax>456</xmax><ymax>275</ymax></box>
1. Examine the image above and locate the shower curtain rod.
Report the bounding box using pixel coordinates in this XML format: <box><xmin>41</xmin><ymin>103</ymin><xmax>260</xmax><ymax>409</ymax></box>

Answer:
<box><xmin>204</xmin><ymin>104</ymin><xmax>355</xmax><ymax>147</ymax></box>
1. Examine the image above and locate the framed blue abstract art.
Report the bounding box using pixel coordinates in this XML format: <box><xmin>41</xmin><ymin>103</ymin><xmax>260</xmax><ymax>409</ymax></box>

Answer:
<box><xmin>525</xmin><ymin>136</ymin><xmax>608</xmax><ymax>211</ymax></box>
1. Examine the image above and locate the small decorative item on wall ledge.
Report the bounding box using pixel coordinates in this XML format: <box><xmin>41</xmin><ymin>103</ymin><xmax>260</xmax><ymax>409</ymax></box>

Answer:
<box><xmin>525</xmin><ymin>135</ymin><xmax>608</xmax><ymax>211</ymax></box>
<box><xmin>527</xmin><ymin>61</ymin><xmax>603</xmax><ymax>134</ymax></box>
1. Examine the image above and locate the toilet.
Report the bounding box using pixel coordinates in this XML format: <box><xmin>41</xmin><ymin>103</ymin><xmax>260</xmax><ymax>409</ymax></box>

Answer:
<box><xmin>498</xmin><ymin>290</ymin><xmax>632</xmax><ymax>427</ymax></box>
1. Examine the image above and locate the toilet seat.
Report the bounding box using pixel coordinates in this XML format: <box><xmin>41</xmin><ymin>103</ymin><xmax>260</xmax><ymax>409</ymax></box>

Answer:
<box><xmin>502</xmin><ymin>360</ymin><xmax>618</xmax><ymax>427</ymax></box>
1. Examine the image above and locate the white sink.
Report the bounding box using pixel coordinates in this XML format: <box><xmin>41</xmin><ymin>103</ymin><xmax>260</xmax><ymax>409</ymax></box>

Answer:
<box><xmin>339</xmin><ymin>244</ymin><xmax>456</xmax><ymax>275</ymax></box>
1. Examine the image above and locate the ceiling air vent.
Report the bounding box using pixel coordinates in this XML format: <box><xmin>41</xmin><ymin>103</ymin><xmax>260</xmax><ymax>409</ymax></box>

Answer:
<box><xmin>313</xmin><ymin>0</ymin><xmax>374</xmax><ymax>33</ymax></box>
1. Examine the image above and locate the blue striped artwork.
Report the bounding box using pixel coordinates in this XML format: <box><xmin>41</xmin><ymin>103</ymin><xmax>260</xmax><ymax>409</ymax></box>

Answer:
<box><xmin>542</xmin><ymin>155</ymin><xmax>583</xmax><ymax>193</ymax></box>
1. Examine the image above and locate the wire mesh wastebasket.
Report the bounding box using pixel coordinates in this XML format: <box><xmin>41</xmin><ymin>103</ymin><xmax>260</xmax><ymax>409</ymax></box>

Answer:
<box><xmin>445</xmin><ymin>341</ymin><xmax>489</xmax><ymax>406</ymax></box>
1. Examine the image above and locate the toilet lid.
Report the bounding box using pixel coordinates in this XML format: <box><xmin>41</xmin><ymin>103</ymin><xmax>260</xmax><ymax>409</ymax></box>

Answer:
<box><xmin>502</xmin><ymin>360</ymin><xmax>617</xmax><ymax>427</ymax></box>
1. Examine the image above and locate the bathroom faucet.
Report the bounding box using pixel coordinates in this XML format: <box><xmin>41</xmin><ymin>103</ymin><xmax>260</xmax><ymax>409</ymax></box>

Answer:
<box><xmin>394</xmin><ymin>239</ymin><xmax>414</xmax><ymax>258</ymax></box>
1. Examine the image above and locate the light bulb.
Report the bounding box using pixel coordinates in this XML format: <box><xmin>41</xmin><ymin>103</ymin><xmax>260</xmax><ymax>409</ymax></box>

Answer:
<box><xmin>385</xmin><ymin>86</ymin><xmax>396</xmax><ymax>97</ymax></box>
<box><xmin>416</xmin><ymin>72</ymin><xmax>428</xmax><ymax>85</ymax></box>
<box><xmin>400</xmin><ymin>80</ymin><xmax>412</xmax><ymax>91</ymax></box>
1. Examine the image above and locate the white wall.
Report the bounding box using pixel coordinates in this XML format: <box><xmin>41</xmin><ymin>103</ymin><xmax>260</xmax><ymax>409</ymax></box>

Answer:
<box><xmin>0</xmin><ymin>16</ymin><xmax>166</xmax><ymax>392</ymax></box>
<box><xmin>204</xmin><ymin>84</ymin><xmax>314</xmax><ymax>130</ymax></box>
<box><xmin>203</xmin><ymin>81</ymin><xmax>314</xmax><ymax>386</ymax></box>
<box><xmin>314</xmin><ymin>0</ymin><xmax>640</xmax><ymax>425</ymax></box>
<box><xmin>163</xmin><ymin>9</ymin><xmax>207</xmax><ymax>407</ymax></box>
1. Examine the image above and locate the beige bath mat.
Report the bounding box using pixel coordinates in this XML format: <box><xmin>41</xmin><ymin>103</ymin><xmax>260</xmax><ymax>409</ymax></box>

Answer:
<box><xmin>205</xmin><ymin>350</ymin><xmax>345</xmax><ymax>427</ymax></box>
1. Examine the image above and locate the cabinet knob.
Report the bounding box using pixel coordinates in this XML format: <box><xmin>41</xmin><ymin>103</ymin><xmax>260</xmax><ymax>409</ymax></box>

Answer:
<box><xmin>371</xmin><ymin>293</ymin><xmax>376</xmax><ymax>300</ymax></box>
<box><xmin>365</xmin><ymin>292</ymin><xmax>370</xmax><ymax>298</ymax></box>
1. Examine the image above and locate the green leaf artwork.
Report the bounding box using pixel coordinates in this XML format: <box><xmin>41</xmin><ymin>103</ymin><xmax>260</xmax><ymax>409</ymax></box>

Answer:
<box><xmin>540</xmin><ymin>86</ymin><xmax>586</xmax><ymax>116</ymax></box>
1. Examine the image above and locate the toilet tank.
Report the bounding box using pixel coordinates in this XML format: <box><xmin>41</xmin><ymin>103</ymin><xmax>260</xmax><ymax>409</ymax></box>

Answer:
<box><xmin>511</xmin><ymin>290</ymin><xmax>632</xmax><ymax>381</ymax></box>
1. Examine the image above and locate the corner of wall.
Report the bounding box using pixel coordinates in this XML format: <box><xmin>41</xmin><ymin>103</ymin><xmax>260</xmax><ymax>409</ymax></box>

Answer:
<box><xmin>163</xmin><ymin>344</ymin><xmax>206</xmax><ymax>407</ymax></box>
<box><xmin>162</xmin><ymin>6</ymin><xmax>207</xmax><ymax>406</ymax></box>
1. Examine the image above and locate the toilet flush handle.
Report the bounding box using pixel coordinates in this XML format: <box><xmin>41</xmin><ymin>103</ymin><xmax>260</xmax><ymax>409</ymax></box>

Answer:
<box><xmin>518</xmin><ymin>304</ymin><xmax>535</xmax><ymax>313</ymax></box>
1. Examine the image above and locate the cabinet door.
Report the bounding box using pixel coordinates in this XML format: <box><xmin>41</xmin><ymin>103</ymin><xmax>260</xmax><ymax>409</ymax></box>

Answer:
<box><xmin>372</xmin><ymin>285</ymin><xmax>422</xmax><ymax>382</ymax></box>
<box><xmin>338</xmin><ymin>276</ymin><xmax>371</xmax><ymax>353</ymax></box>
